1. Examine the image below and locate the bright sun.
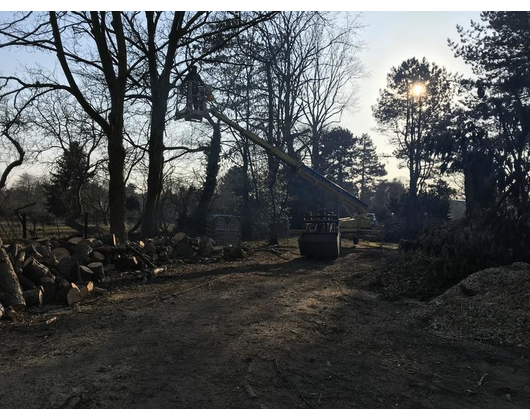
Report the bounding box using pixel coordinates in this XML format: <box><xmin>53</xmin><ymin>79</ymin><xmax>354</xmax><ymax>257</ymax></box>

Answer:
<box><xmin>412</xmin><ymin>83</ymin><xmax>425</xmax><ymax>97</ymax></box>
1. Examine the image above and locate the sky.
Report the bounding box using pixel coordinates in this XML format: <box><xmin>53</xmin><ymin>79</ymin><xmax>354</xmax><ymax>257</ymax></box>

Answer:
<box><xmin>342</xmin><ymin>11</ymin><xmax>481</xmax><ymax>182</ymax></box>
<box><xmin>0</xmin><ymin>11</ymin><xmax>483</xmax><ymax>185</ymax></box>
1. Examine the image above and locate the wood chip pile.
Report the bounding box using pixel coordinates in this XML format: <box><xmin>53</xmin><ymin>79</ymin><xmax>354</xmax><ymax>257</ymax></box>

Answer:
<box><xmin>418</xmin><ymin>262</ymin><xmax>530</xmax><ymax>347</ymax></box>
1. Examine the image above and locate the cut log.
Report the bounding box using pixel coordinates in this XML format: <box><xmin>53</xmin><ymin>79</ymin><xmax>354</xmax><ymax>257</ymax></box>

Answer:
<box><xmin>79</xmin><ymin>281</ymin><xmax>94</xmax><ymax>299</ymax></box>
<box><xmin>152</xmin><ymin>238</ymin><xmax>165</xmax><ymax>247</ymax></box>
<box><xmin>93</xmin><ymin>287</ymin><xmax>109</xmax><ymax>296</ymax></box>
<box><xmin>223</xmin><ymin>245</ymin><xmax>244</xmax><ymax>259</ymax></box>
<box><xmin>0</xmin><ymin>303</ymin><xmax>4</xmax><ymax>318</ymax></box>
<box><xmin>5</xmin><ymin>306</ymin><xmax>19</xmax><ymax>322</ymax></box>
<box><xmin>102</xmin><ymin>234</ymin><xmax>117</xmax><ymax>247</ymax></box>
<box><xmin>144</xmin><ymin>242</ymin><xmax>157</xmax><ymax>257</ymax></box>
<box><xmin>0</xmin><ymin>238</ymin><xmax>26</xmax><ymax>310</ymax></box>
<box><xmin>92</xmin><ymin>245</ymin><xmax>127</xmax><ymax>256</ymax></box>
<box><xmin>17</xmin><ymin>274</ymin><xmax>37</xmax><ymax>291</ymax></box>
<box><xmin>78</xmin><ymin>238</ymin><xmax>96</xmax><ymax>247</ymax></box>
<box><xmin>57</xmin><ymin>281</ymin><xmax>82</xmax><ymax>306</ymax></box>
<box><xmin>126</xmin><ymin>243</ymin><xmax>156</xmax><ymax>269</ymax></box>
<box><xmin>22</xmin><ymin>257</ymin><xmax>51</xmax><ymax>282</ymax></box>
<box><xmin>174</xmin><ymin>242</ymin><xmax>193</xmax><ymax>258</ymax></box>
<box><xmin>68</xmin><ymin>237</ymin><xmax>84</xmax><ymax>246</ymax></box>
<box><xmin>14</xmin><ymin>248</ymin><xmax>26</xmax><ymax>272</ymax></box>
<box><xmin>73</xmin><ymin>244</ymin><xmax>93</xmax><ymax>264</ymax></box>
<box><xmin>148</xmin><ymin>267</ymin><xmax>166</xmax><ymax>279</ymax></box>
<box><xmin>36</xmin><ymin>238</ymin><xmax>52</xmax><ymax>247</ymax></box>
<box><xmin>39</xmin><ymin>277</ymin><xmax>57</xmax><ymax>301</ymax></box>
<box><xmin>87</xmin><ymin>262</ymin><xmax>105</xmax><ymax>282</ymax></box>
<box><xmin>23</xmin><ymin>288</ymin><xmax>43</xmax><ymax>307</ymax></box>
<box><xmin>200</xmin><ymin>242</ymin><xmax>215</xmax><ymax>257</ymax></box>
<box><xmin>7</xmin><ymin>243</ymin><xmax>22</xmax><ymax>261</ymax></box>
<box><xmin>173</xmin><ymin>232</ymin><xmax>190</xmax><ymax>245</ymax></box>
<box><xmin>51</xmin><ymin>247</ymin><xmax>70</xmax><ymax>262</ymax></box>
<box><xmin>58</xmin><ymin>257</ymin><xmax>80</xmax><ymax>282</ymax></box>
<box><xmin>38</xmin><ymin>256</ymin><xmax>59</xmax><ymax>268</ymax></box>
<box><xmin>79</xmin><ymin>265</ymin><xmax>94</xmax><ymax>283</ymax></box>
<box><xmin>91</xmin><ymin>251</ymin><xmax>105</xmax><ymax>263</ymax></box>
<box><xmin>115</xmin><ymin>256</ymin><xmax>139</xmax><ymax>272</ymax></box>
<box><xmin>35</xmin><ymin>245</ymin><xmax>52</xmax><ymax>258</ymax></box>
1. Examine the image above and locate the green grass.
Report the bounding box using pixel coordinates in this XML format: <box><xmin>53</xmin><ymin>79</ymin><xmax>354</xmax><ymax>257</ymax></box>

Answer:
<box><xmin>0</xmin><ymin>222</ymin><xmax>87</xmax><ymax>242</ymax></box>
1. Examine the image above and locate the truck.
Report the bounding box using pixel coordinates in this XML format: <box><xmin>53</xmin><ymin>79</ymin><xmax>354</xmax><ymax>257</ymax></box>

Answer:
<box><xmin>177</xmin><ymin>78</ymin><xmax>378</xmax><ymax>257</ymax></box>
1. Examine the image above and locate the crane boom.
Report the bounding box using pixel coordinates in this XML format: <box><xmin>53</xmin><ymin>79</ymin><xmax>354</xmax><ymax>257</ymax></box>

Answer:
<box><xmin>209</xmin><ymin>107</ymin><xmax>368</xmax><ymax>214</ymax></box>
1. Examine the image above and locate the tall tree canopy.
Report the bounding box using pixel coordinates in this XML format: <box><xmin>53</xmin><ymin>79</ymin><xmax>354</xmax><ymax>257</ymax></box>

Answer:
<box><xmin>449</xmin><ymin>12</ymin><xmax>530</xmax><ymax>218</ymax></box>
<box><xmin>373</xmin><ymin>57</ymin><xmax>459</xmax><ymax>199</ymax></box>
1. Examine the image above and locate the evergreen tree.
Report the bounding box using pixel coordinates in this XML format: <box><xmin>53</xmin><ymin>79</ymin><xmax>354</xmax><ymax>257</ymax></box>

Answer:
<box><xmin>320</xmin><ymin>128</ymin><xmax>386</xmax><ymax>203</ymax></box>
<box><xmin>353</xmin><ymin>134</ymin><xmax>387</xmax><ymax>203</ymax></box>
<box><xmin>320</xmin><ymin>127</ymin><xmax>358</xmax><ymax>192</ymax></box>
<box><xmin>44</xmin><ymin>142</ymin><xmax>93</xmax><ymax>220</ymax></box>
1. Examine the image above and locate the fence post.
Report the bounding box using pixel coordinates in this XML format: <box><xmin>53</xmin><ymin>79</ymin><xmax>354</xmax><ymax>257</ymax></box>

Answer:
<box><xmin>84</xmin><ymin>212</ymin><xmax>88</xmax><ymax>239</ymax></box>
<box><xmin>22</xmin><ymin>213</ymin><xmax>27</xmax><ymax>239</ymax></box>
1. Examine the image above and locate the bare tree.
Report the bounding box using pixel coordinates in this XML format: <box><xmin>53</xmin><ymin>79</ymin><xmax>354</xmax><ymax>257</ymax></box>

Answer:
<box><xmin>121</xmin><ymin>12</ymin><xmax>276</xmax><ymax>237</ymax></box>
<box><xmin>299</xmin><ymin>12</ymin><xmax>365</xmax><ymax>172</ymax></box>
<box><xmin>0</xmin><ymin>90</ymin><xmax>43</xmax><ymax>191</ymax></box>
<box><xmin>31</xmin><ymin>91</ymin><xmax>105</xmax><ymax>229</ymax></box>
<box><xmin>0</xmin><ymin>103</ymin><xmax>25</xmax><ymax>191</ymax></box>
<box><xmin>0</xmin><ymin>12</ymin><xmax>134</xmax><ymax>241</ymax></box>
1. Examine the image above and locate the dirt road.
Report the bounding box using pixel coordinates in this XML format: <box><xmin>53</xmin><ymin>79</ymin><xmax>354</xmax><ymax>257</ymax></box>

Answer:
<box><xmin>1</xmin><ymin>241</ymin><xmax>529</xmax><ymax>408</ymax></box>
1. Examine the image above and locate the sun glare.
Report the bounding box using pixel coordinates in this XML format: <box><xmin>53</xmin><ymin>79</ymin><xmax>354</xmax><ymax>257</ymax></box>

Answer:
<box><xmin>412</xmin><ymin>83</ymin><xmax>425</xmax><ymax>97</ymax></box>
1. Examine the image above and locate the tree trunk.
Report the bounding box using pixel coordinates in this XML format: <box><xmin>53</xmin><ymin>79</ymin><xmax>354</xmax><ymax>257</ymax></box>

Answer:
<box><xmin>142</xmin><ymin>94</ymin><xmax>167</xmax><ymax>238</ymax></box>
<box><xmin>0</xmin><ymin>237</ymin><xmax>26</xmax><ymax>310</ymax></box>
<box><xmin>107</xmin><ymin>126</ymin><xmax>127</xmax><ymax>243</ymax></box>
<box><xmin>241</xmin><ymin>149</ymin><xmax>253</xmax><ymax>240</ymax></box>
<box><xmin>464</xmin><ymin>150</ymin><xmax>496</xmax><ymax>223</ymax></box>
<box><xmin>193</xmin><ymin>121</ymin><xmax>222</xmax><ymax>233</ymax></box>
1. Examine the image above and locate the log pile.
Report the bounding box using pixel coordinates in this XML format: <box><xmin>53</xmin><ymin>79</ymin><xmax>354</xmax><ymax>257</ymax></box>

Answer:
<box><xmin>0</xmin><ymin>232</ymin><xmax>245</xmax><ymax>321</ymax></box>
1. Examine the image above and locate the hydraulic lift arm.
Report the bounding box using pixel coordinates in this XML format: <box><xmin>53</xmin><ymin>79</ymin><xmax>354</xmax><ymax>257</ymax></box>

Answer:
<box><xmin>209</xmin><ymin>107</ymin><xmax>368</xmax><ymax>215</ymax></box>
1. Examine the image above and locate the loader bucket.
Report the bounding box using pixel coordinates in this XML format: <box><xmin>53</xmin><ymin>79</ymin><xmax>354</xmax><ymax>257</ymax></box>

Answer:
<box><xmin>298</xmin><ymin>231</ymin><xmax>341</xmax><ymax>259</ymax></box>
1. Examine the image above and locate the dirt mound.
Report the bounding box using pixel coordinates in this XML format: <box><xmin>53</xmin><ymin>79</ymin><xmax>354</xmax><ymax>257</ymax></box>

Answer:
<box><xmin>418</xmin><ymin>262</ymin><xmax>530</xmax><ymax>347</ymax></box>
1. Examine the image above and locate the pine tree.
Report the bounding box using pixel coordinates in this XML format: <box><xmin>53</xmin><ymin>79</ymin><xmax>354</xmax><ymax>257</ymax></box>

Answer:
<box><xmin>44</xmin><ymin>142</ymin><xmax>93</xmax><ymax>220</ymax></box>
<box><xmin>353</xmin><ymin>134</ymin><xmax>387</xmax><ymax>203</ymax></box>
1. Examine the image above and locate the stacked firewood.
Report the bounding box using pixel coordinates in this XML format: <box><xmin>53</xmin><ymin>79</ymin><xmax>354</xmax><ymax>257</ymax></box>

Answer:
<box><xmin>0</xmin><ymin>232</ymin><xmax>244</xmax><ymax>321</ymax></box>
